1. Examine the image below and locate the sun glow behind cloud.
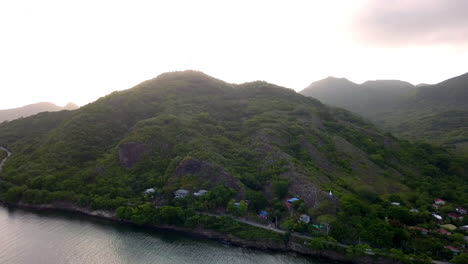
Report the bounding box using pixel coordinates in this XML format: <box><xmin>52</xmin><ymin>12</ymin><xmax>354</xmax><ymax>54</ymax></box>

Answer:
<box><xmin>0</xmin><ymin>0</ymin><xmax>467</xmax><ymax>109</ymax></box>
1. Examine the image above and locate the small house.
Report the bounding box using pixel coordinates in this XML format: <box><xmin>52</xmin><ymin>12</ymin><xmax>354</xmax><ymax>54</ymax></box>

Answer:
<box><xmin>456</xmin><ymin>208</ymin><xmax>467</xmax><ymax>215</ymax></box>
<box><xmin>299</xmin><ymin>214</ymin><xmax>310</xmax><ymax>223</ymax></box>
<box><xmin>144</xmin><ymin>188</ymin><xmax>156</xmax><ymax>194</ymax></box>
<box><xmin>391</xmin><ymin>202</ymin><xmax>400</xmax><ymax>206</ymax></box>
<box><xmin>445</xmin><ymin>246</ymin><xmax>460</xmax><ymax>255</ymax></box>
<box><xmin>259</xmin><ymin>211</ymin><xmax>268</xmax><ymax>219</ymax></box>
<box><xmin>234</xmin><ymin>202</ymin><xmax>241</xmax><ymax>207</ymax></box>
<box><xmin>288</xmin><ymin>198</ymin><xmax>300</xmax><ymax>203</ymax></box>
<box><xmin>434</xmin><ymin>199</ymin><xmax>446</xmax><ymax>205</ymax></box>
<box><xmin>432</xmin><ymin>213</ymin><xmax>443</xmax><ymax>220</ymax></box>
<box><xmin>461</xmin><ymin>225</ymin><xmax>468</xmax><ymax>231</ymax></box>
<box><xmin>174</xmin><ymin>189</ymin><xmax>189</xmax><ymax>198</ymax></box>
<box><xmin>408</xmin><ymin>226</ymin><xmax>428</xmax><ymax>235</ymax></box>
<box><xmin>440</xmin><ymin>224</ymin><xmax>457</xmax><ymax>231</ymax></box>
<box><xmin>410</xmin><ymin>208</ymin><xmax>419</xmax><ymax>213</ymax></box>
<box><xmin>448</xmin><ymin>213</ymin><xmax>463</xmax><ymax>221</ymax></box>
<box><xmin>438</xmin><ymin>228</ymin><xmax>451</xmax><ymax>236</ymax></box>
<box><xmin>194</xmin><ymin>190</ymin><xmax>208</xmax><ymax>196</ymax></box>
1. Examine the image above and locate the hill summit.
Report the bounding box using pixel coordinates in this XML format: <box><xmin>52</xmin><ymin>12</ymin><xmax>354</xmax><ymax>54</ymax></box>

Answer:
<box><xmin>0</xmin><ymin>102</ymin><xmax>79</xmax><ymax>123</ymax></box>
<box><xmin>301</xmin><ymin>72</ymin><xmax>468</xmax><ymax>151</ymax></box>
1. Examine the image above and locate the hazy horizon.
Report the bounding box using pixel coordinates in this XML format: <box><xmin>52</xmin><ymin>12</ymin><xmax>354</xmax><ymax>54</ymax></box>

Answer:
<box><xmin>1</xmin><ymin>0</ymin><xmax>467</xmax><ymax>109</ymax></box>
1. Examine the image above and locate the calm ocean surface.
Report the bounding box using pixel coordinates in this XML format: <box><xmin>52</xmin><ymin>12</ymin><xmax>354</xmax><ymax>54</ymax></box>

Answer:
<box><xmin>0</xmin><ymin>206</ymin><xmax>328</xmax><ymax>264</ymax></box>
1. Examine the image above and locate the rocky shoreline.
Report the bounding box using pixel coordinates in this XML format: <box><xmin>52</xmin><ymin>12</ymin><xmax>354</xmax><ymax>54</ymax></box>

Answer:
<box><xmin>0</xmin><ymin>201</ymin><xmax>403</xmax><ymax>264</ymax></box>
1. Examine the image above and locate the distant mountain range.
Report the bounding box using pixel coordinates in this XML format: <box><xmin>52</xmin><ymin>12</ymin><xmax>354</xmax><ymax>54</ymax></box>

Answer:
<box><xmin>301</xmin><ymin>72</ymin><xmax>468</xmax><ymax>151</ymax></box>
<box><xmin>0</xmin><ymin>102</ymin><xmax>79</xmax><ymax>123</ymax></box>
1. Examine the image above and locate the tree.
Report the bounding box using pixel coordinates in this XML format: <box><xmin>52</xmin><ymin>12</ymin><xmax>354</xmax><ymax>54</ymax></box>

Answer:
<box><xmin>238</xmin><ymin>200</ymin><xmax>248</xmax><ymax>216</ymax></box>
<box><xmin>449</xmin><ymin>233</ymin><xmax>465</xmax><ymax>244</ymax></box>
<box><xmin>4</xmin><ymin>186</ymin><xmax>27</xmax><ymax>202</ymax></box>
<box><xmin>227</xmin><ymin>199</ymin><xmax>236</xmax><ymax>214</ymax></box>
<box><xmin>451</xmin><ymin>253</ymin><xmax>468</xmax><ymax>264</ymax></box>
<box><xmin>247</xmin><ymin>191</ymin><xmax>268</xmax><ymax>211</ymax></box>
<box><xmin>272</xmin><ymin>179</ymin><xmax>289</xmax><ymax>198</ymax></box>
<box><xmin>317</xmin><ymin>214</ymin><xmax>336</xmax><ymax>235</ymax></box>
<box><xmin>116</xmin><ymin>206</ymin><xmax>135</xmax><ymax>220</ymax></box>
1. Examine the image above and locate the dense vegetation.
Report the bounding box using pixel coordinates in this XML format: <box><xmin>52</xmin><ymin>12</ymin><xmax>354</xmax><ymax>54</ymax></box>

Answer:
<box><xmin>300</xmin><ymin>73</ymin><xmax>468</xmax><ymax>152</ymax></box>
<box><xmin>0</xmin><ymin>71</ymin><xmax>466</xmax><ymax>262</ymax></box>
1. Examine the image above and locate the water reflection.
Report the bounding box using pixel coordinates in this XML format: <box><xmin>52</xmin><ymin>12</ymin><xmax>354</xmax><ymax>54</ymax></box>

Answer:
<box><xmin>0</xmin><ymin>206</ymin><xmax>326</xmax><ymax>264</ymax></box>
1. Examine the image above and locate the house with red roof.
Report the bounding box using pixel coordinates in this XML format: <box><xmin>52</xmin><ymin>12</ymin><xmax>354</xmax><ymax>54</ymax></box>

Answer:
<box><xmin>448</xmin><ymin>213</ymin><xmax>463</xmax><ymax>221</ymax></box>
<box><xmin>438</xmin><ymin>228</ymin><xmax>451</xmax><ymax>235</ymax></box>
<box><xmin>445</xmin><ymin>246</ymin><xmax>460</xmax><ymax>255</ymax></box>
<box><xmin>408</xmin><ymin>226</ymin><xmax>428</xmax><ymax>235</ymax></box>
<box><xmin>434</xmin><ymin>198</ymin><xmax>446</xmax><ymax>205</ymax></box>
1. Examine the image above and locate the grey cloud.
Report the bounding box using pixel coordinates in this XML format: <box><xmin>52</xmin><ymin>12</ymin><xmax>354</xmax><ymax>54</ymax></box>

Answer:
<box><xmin>353</xmin><ymin>0</ymin><xmax>468</xmax><ymax>46</ymax></box>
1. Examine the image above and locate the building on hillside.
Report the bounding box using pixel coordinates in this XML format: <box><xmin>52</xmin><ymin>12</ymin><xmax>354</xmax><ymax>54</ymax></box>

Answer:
<box><xmin>408</xmin><ymin>226</ymin><xmax>428</xmax><ymax>235</ymax></box>
<box><xmin>410</xmin><ymin>208</ymin><xmax>419</xmax><ymax>213</ymax></box>
<box><xmin>432</xmin><ymin>213</ymin><xmax>443</xmax><ymax>220</ymax></box>
<box><xmin>299</xmin><ymin>214</ymin><xmax>310</xmax><ymax>223</ymax></box>
<box><xmin>440</xmin><ymin>224</ymin><xmax>457</xmax><ymax>231</ymax></box>
<box><xmin>447</xmin><ymin>213</ymin><xmax>463</xmax><ymax>221</ymax></box>
<box><xmin>461</xmin><ymin>225</ymin><xmax>468</xmax><ymax>231</ymax></box>
<box><xmin>434</xmin><ymin>198</ymin><xmax>446</xmax><ymax>205</ymax></box>
<box><xmin>174</xmin><ymin>189</ymin><xmax>189</xmax><ymax>198</ymax></box>
<box><xmin>288</xmin><ymin>198</ymin><xmax>300</xmax><ymax>203</ymax></box>
<box><xmin>444</xmin><ymin>246</ymin><xmax>460</xmax><ymax>255</ymax></box>
<box><xmin>455</xmin><ymin>208</ymin><xmax>467</xmax><ymax>215</ymax></box>
<box><xmin>390</xmin><ymin>202</ymin><xmax>400</xmax><ymax>206</ymax></box>
<box><xmin>194</xmin><ymin>190</ymin><xmax>208</xmax><ymax>196</ymax></box>
<box><xmin>259</xmin><ymin>211</ymin><xmax>268</xmax><ymax>219</ymax></box>
<box><xmin>144</xmin><ymin>188</ymin><xmax>156</xmax><ymax>194</ymax></box>
<box><xmin>286</xmin><ymin>198</ymin><xmax>300</xmax><ymax>209</ymax></box>
<box><xmin>438</xmin><ymin>228</ymin><xmax>451</xmax><ymax>236</ymax></box>
<box><xmin>448</xmin><ymin>213</ymin><xmax>463</xmax><ymax>221</ymax></box>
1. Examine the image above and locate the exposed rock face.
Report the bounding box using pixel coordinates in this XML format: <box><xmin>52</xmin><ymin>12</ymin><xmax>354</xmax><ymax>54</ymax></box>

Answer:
<box><xmin>118</xmin><ymin>142</ymin><xmax>146</xmax><ymax>168</ymax></box>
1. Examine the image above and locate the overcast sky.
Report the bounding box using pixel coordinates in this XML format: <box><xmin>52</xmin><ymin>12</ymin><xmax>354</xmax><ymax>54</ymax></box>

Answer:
<box><xmin>1</xmin><ymin>0</ymin><xmax>467</xmax><ymax>109</ymax></box>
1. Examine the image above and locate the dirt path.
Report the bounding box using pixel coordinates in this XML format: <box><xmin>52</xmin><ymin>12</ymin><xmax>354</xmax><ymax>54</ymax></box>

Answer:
<box><xmin>0</xmin><ymin>147</ymin><xmax>11</xmax><ymax>172</ymax></box>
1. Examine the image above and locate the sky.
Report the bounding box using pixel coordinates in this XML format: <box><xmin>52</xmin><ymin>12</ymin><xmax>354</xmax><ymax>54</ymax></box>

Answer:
<box><xmin>1</xmin><ymin>0</ymin><xmax>467</xmax><ymax>109</ymax></box>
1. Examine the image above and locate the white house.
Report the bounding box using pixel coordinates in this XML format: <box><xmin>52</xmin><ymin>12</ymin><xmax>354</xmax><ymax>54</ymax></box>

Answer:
<box><xmin>299</xmin><ymin>214</ymin><xmax>310</xmax><ymax>223</ymax></box>
<box><xmin>174</xmin><ymin>189</ymin><xmax>189</xmax><ymax>198</ymax></box>
<box><xmin>144</xmin><ymin>188</ymin><xmax>156</xmax><ymax>194</ymax></box>
<box><xmin>432</xmin><ymin>213</ymin><xmax>443</xmax><ymax>220</ymax></box>
<box><xmin>194</xmin><ymin>190</ymin><xmax>208</xmax><ymax>196</ymax></box>
<box><xmin>391</xmin><ymin>202</ymin><xmax>400</xmax><ymax>206</ymax></box>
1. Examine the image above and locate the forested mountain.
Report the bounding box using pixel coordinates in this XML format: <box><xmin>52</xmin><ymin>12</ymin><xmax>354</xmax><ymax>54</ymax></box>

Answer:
<box><xmin>0</xmin><ymin>71</ymin><xmax>466</xmax><ymax>261</ymax></box>
<box><xmin>301</xmin><ymin>73</ymin><xmax>468</xmax><ymax>151</ymax></box>
<box><xmin>0</xmin><ymin>102</ymin><xmax>79</xmax><ymax>123</ymax></box>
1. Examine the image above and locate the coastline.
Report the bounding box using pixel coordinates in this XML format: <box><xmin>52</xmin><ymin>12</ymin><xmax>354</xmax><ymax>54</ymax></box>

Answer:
<box><xmin>0</xmin><ymin>201</ymin><xmax>401</xmax><ymax>264</ymax></box>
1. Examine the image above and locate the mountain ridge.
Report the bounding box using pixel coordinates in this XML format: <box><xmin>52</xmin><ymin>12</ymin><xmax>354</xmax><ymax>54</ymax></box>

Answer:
<box><xmin>300</xmin><ymin>72</ymin><xmax>468</xmax><ymax>151</ymax></box>
<box><xmin>0</xmin><ymin>102</ymin><xmax>79</xmax><ymax>123</ymax></box>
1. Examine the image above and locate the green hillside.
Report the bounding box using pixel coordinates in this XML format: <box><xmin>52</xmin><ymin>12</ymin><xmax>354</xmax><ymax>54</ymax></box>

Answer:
<box><xmin>381</xmin><ymin>73</ymin><xmax>468</xmax><ymax>151</ymax></box>
<box><xmin>300</xmin><ymin>73</ymin><xmax>468</xmax><ymax>152</ymax></box>
<box><xmin>0</xmin><ymin>71</ymin><xmax>466</xmax><ymax>261</ymax></box>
